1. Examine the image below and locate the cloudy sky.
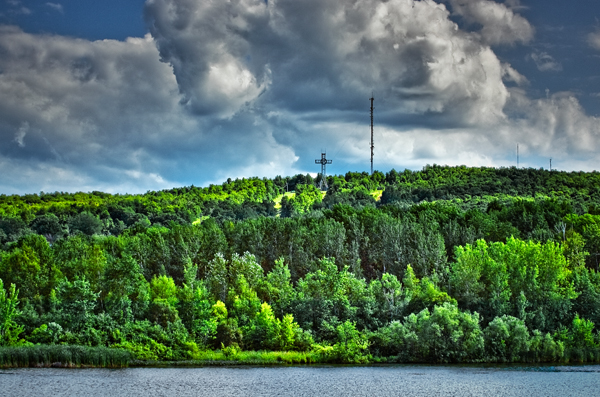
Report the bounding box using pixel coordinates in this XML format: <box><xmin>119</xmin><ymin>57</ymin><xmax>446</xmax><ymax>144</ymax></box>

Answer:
<box><xmin>1</xmin><ymin>0</ymin><xmax>599</xmax><ymax>194</ymax></box>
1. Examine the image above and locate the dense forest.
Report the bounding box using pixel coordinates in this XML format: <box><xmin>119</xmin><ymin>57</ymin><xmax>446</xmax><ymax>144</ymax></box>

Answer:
<box><xmin>2</xmin><ymin>165</ymin><xmax>600</xmax><ymax>365</ymax></box>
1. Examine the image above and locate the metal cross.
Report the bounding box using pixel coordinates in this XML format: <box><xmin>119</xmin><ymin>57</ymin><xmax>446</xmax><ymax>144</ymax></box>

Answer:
<box><xmin>315</xmin><ymin>152</ymin><xmax>332</xmax><ymax>190</ymax></box>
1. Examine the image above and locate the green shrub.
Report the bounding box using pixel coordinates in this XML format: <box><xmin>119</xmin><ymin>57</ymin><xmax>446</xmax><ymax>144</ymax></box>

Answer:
<box><xmin>483</xmin><ymin>315</ymin><xmax>530</xmax><ymax>362</ymax></box>
<box><xmin>315</xmin><ymin>321</ymin><xmax>370</xmax><ymax>364</ymax></box>
<box><xmin>112</xmin><ymin>340</ymin><xmax>170</xmax><ymax>361</ymax></box>
<box><xmin>369</xmin><ymin>303</ymin><xmax>484</xmax><ymax>363</ymax></box>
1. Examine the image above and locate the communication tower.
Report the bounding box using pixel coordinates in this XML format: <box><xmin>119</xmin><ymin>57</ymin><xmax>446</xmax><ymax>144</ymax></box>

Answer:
<box><xmin>370</xmin><ymin>95</ymin><xmax>374</xmax><ymax>175</ymax></box>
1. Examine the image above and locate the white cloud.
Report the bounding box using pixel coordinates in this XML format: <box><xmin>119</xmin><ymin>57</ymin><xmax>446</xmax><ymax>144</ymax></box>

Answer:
<box><xmin>45</xmin><ymin>3</ymin><xmax>64</xmax><ymax>13</ymax></box>
<box><xmin>145</xmin><ymin>0</ymin><xmax>271</xmax><ymax>117</ymax></box>
<box><xmin>503</xmin><ymin>0</ymin><xmax>527</xmax><ymax>11</ymax></box>
<box><xmin>501</xmin><ymin>90</ymin><xmax>600</xmax><ymax>162</ymax></box>
<box><xmin>13</xmin><ymin>121</ymin><xmax>28</xmax><ymax>147</ymax></box>
<box><xmin>448</xmin><ymin>0</ymin><xmax>534</xmax><ymax>45</ymax></box>
<box><xmin>6</xmin><ymin>1</ymin><xmax>32</xmax><ymax>15</ymax></box>
<box><xmin>529</xmin><ymin>51</ymin><xmax>562</xmax><ymax>72</ymax></box>
<box><xmin>502</xmin><ymin>63</ymin><xmax>528</xmax><ymax>85</ymax></box>
<box><xmin>268</xmin><ymin>87</ymin><xmax>600</xmax><ymax>174</ymax></box>
<box><xmin>588</xmin><ymin>31</ymin><xmax>600</xmax><ymax>50</ymax></box>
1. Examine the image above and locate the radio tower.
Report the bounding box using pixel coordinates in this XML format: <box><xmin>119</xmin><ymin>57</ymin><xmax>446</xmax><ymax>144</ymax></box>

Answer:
<box><xmin>370</xmin><ymin>95</ymin><xmax>374</xmax><ymax>175</ymax></box>
<box><xmin>315</xmin><ymin>151</ymin><xmax>332</xmax><ymax>191</ymax></box>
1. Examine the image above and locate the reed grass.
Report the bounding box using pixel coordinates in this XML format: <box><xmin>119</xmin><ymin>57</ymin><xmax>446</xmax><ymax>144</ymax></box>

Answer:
<box><xmin>131</xmin><ymin>350</ymin><xmax>323</xmax><ymax>367</ymax></box>
<box><xmin>5</xmin><ymin>345</ymin><xmax>599</xmax><ymax>368</ymax></box>
<box><xmin>185</xmin><ymin>350</ymin><xmax>321</xmax><ymax>365</ymax></box>
<box><xmin>226</xmin><ymin>350</ymin><xmax>320</xmax><ymax>364</ymax></box>
<box><xmin>562</xmin><ymin>347</ymin><xmax>600</xmax><ymax>364</ymax></box>
<box><xmin>0</xmin><ymin>345</ymin><xmax>133</xmax><ymax>368</ymax></box>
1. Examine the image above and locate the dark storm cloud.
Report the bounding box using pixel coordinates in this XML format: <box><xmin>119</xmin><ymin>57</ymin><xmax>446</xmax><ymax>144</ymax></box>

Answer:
<box><xmin>144</xmin><ymin>0</ymin><xmax>272</xmax><ymax>116</ymax></box>
<box><xmin>147</xmin><ymin>0</ymin><xmax>597</xmax><ymax>171</ymax></box>
<box><xmin>0</xmin><ymin>26</ymin><xmax>188</xmax><ymax>192</ymax></box>
<box><xmin>0</xmin><ymin>0</ymin><xmax>599</xmax><ymax>194</ymax></box>
<box><xmin>144</xmin><ymin>0</ymin><xmax>542</xmax><ymax>174</ymax></box>
<box><xmin>0</xmin><ymin>24</ymin><xmax>301</xmax><ymax>193</ymax></box>
<box><xmin>147</xmin><ymin>0</ymin><xmax>516</xmax><ymax>127</ymax></box>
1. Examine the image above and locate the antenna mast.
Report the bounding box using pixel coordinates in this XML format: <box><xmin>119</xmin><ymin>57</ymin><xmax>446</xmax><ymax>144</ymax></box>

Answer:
<box><xmin>370</xmin><ymin>95</ymin><xmax>374</xmax><ymax>175</ymax></box>
<box><xmin>315</xmin><ymin>151</ymin><xmax>332</xmax><ymax>191</ymax></box>
<box><xmin>517</xmin><ymin>144</ymin><xmax>519</xmax><ymax>168</ymax></box>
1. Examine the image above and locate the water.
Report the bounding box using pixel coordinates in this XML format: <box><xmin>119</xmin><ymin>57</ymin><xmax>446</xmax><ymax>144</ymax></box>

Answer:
<box><xmin>1</xmin><ymin>365</ymin><xmax>599</xmax><ymax>396</ymax></box>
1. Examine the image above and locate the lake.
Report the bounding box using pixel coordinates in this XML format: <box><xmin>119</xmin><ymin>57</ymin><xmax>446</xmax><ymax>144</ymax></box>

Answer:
<box><xmin>1</xmin><ymin>365</ymin><xmax>599</xmax><ymax>396</ymax></box>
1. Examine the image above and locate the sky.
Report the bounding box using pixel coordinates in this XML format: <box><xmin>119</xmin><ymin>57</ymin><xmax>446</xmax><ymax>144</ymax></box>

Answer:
<box><xmin>0</xmin><ymin>0</ymin><xmax>599</xmax><ymax>195</ymax></box>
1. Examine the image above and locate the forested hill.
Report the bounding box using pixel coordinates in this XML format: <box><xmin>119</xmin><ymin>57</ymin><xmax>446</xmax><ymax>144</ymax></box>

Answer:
<box><xmin>1</xmin><ymin>165</ymin><xmax>600</xmax><ymax>244</ymax></box>
<box><xmin>2</xmin><ymin>165</ymin><xmax>600</xmax><ymax>364</ymax></box>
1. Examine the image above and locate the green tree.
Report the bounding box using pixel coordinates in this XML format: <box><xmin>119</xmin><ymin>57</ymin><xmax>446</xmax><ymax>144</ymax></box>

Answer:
<box><xmin>178</xmin><ymin>282</ymin><xmax>218</xmax><ymax>347</ymax></box>
<box><xmin>69</xmin><ymin>212</ymin><xmax>104</xmax><ymax>236</ymax></box>
<box><xmin>402</xmin><ymin>265</ymin><xmax>455</xmax><ymax>315</ymax></box>
<box><xmin>451</xmin><ymin>237</ymin><xmax>577</xmax><ymax>332</ymax></box>
<box><xmin>293</xmin><ymin>258</ymin><xmax>365</xmax><ymax>341</ymax></box>
<box><xmin>31</xmin><ymin>213</ymin><xmax>65</xmax><ymax>243</ymax></box>
<box><xmin>0</xmin><ymin>216</ymin><xmax>30</xmax><ymax>244</ymax></box>
<box><xmin>55</xmin><ymin>277</ymin><xmax>99</xmax><ymax>333</ymax></box>
<box><xmin>291</xmin><ymin>184</ymin><xmax>323</xmax><ymax>214</ymax></box>
<box><xmin>228</xmin><ymin>275</ymin><xmax>261</xmax><ymax>329</ymax></box>
<box><xmin>0</xmin><ymin>245</ymin><xmax>42</xmax><ymax>300</ymax></box>
<box><xmin>205</xmin><ymin>253</ymin><xmax>229</xmax><ymax>302</ymax></box>
<box><xmin>0</xmin><ymin>279</ymin><xmax>24</xmax><ymax>345</ymax></box>
<box><xmin>257</xmin><ymin>258</ymin><xmax>295</xmax><ymax>318</ymax></box>
<box><xmin>369</xmin><ymin>273</ymin><xmax>407</xmax><ymax>322</ymax></box>
<box><xmin>451</xmin><ymin>240</ymin><xmax>511</xmax><ymax>322</ymax></box>
<box><xmin>246</xmin><ymin>302</ymin><xmax>280</xmax><ymax>350</ymax></box>
<box><xmin>53</xmin><ymin>236</ymin><xmax>106</xmax><ymax>292</ymax></box>
<box><xmin>101</xmin><ymin>254</ymin><xmax>150</xmax><ymax>320</ymax></box>
<box><xmin>149</xmin><ymin>275</ymin><xmax>180</xmax><ymax>327</ymax></box>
